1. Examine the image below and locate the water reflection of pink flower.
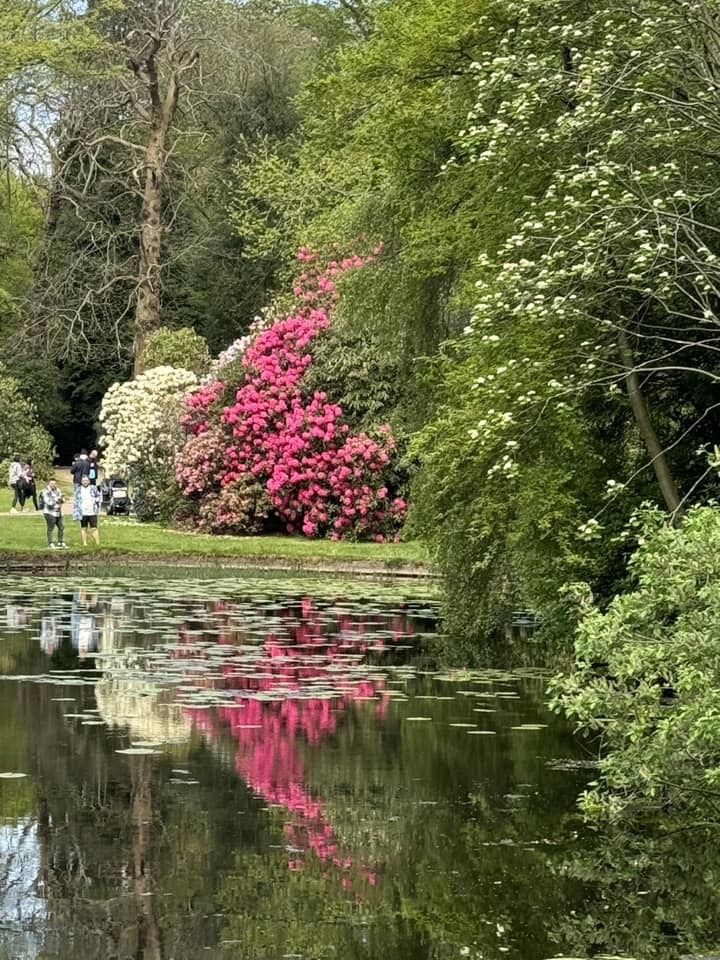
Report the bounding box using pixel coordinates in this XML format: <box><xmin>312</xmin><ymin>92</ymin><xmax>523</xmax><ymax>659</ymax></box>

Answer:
<box><xmin>180</xmin><ymin>598</ymin><xmax>421</xmax><ymax>890</ymax></box>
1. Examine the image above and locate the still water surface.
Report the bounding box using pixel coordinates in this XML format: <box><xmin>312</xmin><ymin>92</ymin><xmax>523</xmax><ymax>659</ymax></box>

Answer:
<box><xmin>0</xmin><ymin>573</ymin><xmax>650</xmax><ymax>960</ymax></box>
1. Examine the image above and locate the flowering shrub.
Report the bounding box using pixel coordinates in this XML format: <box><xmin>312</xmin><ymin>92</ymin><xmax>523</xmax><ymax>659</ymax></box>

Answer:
<box><xmin>100</xmin><ymin>365</ymin><xmax>198</xmax><ymax>520</ymax></box>
<box><xmin>175</xmin><ymin>248</ymin><xmax>407</xmax><ymax>539</ymax></box>
<box><xmin>208</xmin><ymin>335</ymin><xmax>252</xmax><ymax>378</ymax></box>
<box><xmin>191</xmin><ymin>478</ymin><xmax>270</xmax><ymax>535</ymax></box>
<box><xmin>174</xmin><ymin>424</ymin><xmax>224</xmax><ymax>497</ymax></box>
<box><xmin>182</xmin><ymin>379</ymin><xmax>227</xmax><ymax>436</ymax></box>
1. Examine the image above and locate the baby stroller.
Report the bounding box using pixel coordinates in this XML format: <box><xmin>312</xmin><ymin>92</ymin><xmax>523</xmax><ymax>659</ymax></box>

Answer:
<box><xmin>101</xmin><ymin>477</ymin><xmax>131</xmax><ymax>516</ymax></box>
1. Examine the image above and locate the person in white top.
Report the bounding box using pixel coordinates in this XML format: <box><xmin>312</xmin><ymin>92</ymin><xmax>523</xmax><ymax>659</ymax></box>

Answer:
<box><xmin>8</xmin><ymin>457</ymin><xmax>23</xmax><ymax>512</ymax></box>
<box><xmin>78</xmin><ymin>475</ymin><xmax>102</xmax><ymax>546</ymax></box>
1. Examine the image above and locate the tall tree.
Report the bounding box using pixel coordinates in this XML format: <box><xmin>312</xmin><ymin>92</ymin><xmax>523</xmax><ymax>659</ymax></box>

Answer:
<box><xmin>127</xmin><ymin>0</ymin><xmax>199</xmax><ymax>366</ymax></box>
<box><xmin>412</xmin><ymin>0</ymin><xmax>720</xmax><ymax>645</ymax></box>
<box><xmin>230</xmin><ymin>0</ymin><xmax>495</xmax><ymax>364</ymax></box>
<box><xmin>11</xmin><ymin>0</ymin><xmax>323</xmax><ymax>371</ymax></box>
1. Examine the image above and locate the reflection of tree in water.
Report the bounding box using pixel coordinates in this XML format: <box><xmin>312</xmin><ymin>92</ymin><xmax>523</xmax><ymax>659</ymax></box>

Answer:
<box><xmin>175</xmin><ymin>599</ymin><xmax>592</xmax><ymax>960</ymax></box>
<box><xmin>553</xmin><ymin>820</ymin><xmax>720</xmax><ymax>960</ymax></box>
<box><xmin>0</xmin><ymin>677</ymin><xmax>258</xmax><ymax>958</ymax></box>
<box><xmin>1</xmin><ymin>585</ymin><xmax>638</xmax><ymax>960</ymax></box>
<box><xmin>0</xmin><ymin>591</ymin><xmax>431</xmax><ymax>959</ymax></box>
<box><xmin>217</xmin><ymin>776</ymin><xmax>588</xmax><ymax>960</ymax></box>
<box><xmin>126</xmin><ymin>755</ymin><xmax>164</xmax><ymax>960</ymax></box>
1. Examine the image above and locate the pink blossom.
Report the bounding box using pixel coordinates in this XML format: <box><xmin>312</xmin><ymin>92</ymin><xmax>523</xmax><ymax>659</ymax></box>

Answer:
<box><xmin>174</xmin><ymin>246</ymin><xmax>406</xmax><ymax>540</ymax></box>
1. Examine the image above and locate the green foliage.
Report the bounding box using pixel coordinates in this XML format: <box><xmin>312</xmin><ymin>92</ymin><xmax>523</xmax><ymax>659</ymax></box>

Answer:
<box><xmin>3</xmin><ymin>357</ymin><xmax>71</xmax><ymax>437</ymax></box>
<box><xmin>302</xmin><ymin>324</ymin><xmax>403</xmax><ymax>432</ymax></box>
<box><xmin>160</xmin><ymin>0</ymin><xmax>323</xmax><ymax>352</ymax></box>
<box><xmin>0</xmin><ymin>0</ymin><xmax>112</xmax><ymax>99</ymax></box>
<box><xmin>130</xmin><ymin>474</ymin><xmax>178</xmax><ymax>525</ymax></box>
<box><xmin>409</xmin><ymin>333</ymin><xmax>633</xmax><ymax>652</ymax></box>
<box><xmin>408</xmin><ymin>0</ymin><xmax>720</xmax><ymax>652</ymax></box>
<box><xmin>0</xmin><ymin>0</ymin><xmax>116</xmax><ymax>359</ymax></box>
<box><xmin>139</xmin><ymin>327</ymin><xmax>211</xmax><ymax>377</ymax></box>
<box><xmin>0</xmin><ymin>365</ymin><xmax>55</xmax><ymax>478</ymax></box>
<box><xmin>550</xmin><ymin>505</ymin><xmax>720</xmax><ymax>822</ymax></box>
<box><xmin>556</xmin><ymin>822</ymin><xmax>720</xmax><ymax>959</ymax></box>
<box><xmin>174</xmin><ymin>469</ymin><xmax>273</xmax><ymax>536</ymax></box>
<box><xmin>0</xmin><ymin>173</ymin><xmax>42</xmax><ymax>336</ymax></box>
<box><xmin>230</xmin><ymin>0</ymin><xmax>500</xmax><ymax>356</ymax></box>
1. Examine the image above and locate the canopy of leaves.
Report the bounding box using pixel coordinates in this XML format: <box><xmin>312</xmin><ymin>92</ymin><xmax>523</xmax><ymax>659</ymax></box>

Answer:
<box><xmin>230</xmin><ymin>0</ymin><xmax>504</xmax><ymax>358</ymax></box>
<box><xmin>550</xmin><ymin>505</ymin><xmax>720</xmax><ymax>823</ymax></box>
<box><xmin>0</xmin><ymin>173</ymin><xmax>42</xmax><ymax>337</ymax></box>
<box><xmin>139</xmin><ymin>327</ymin><xmax>211</xmax><ymax>377</ymax></box>
<box><xmin>411</xmin><ymin>0</ymin><xmax>720</xmax><ymax>644</ymax></box>
<box><xmin>0</xmin><ymin>365</ymin><xmax>56</xmax><ymax>477</ymax></box>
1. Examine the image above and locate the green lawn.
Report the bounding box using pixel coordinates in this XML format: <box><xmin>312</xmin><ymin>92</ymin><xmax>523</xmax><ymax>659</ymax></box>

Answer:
<box><xmin>0</xmin><ymin>473</ymin><xmax>429</xmax><ymax>568</ymax></box>
<box><xmin>0</xmin><ymin>507</ymin><xmax>428</xmax><ymax>567</ymax></box>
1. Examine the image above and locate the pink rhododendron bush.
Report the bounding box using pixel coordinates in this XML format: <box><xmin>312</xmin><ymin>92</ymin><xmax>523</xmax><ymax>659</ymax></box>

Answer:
<box><xmin>175</xmin><ymin>249</ymin><xmax>407</xmax><ymax>539</ymax></box>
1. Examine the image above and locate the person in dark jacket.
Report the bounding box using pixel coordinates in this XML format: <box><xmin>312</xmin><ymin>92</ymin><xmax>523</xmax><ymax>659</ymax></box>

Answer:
<box><xmin>71</xmin><ymin>450</ymin><xmax>91</xmax><ymax>520</ymax></box>
<box><xmin>21</xmin><ymin>460</ymin><xmax>39</xmax><ymax>510</ymax></box>
<box><xmin>88</xmin><ymin>449</ymin><xmax>101</xmax><ymax>486</ymax></box>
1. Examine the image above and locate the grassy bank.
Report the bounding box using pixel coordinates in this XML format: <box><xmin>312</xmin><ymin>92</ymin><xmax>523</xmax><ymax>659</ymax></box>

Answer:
<box><xmin>0</xmin><ymin>471</ymin><xmax>429</xmax><ymax>572</ymax></box>
<box><xmin>0</xmin><ymin>512</ymin><xmax>429</xmax><ymax>569</ymax></box>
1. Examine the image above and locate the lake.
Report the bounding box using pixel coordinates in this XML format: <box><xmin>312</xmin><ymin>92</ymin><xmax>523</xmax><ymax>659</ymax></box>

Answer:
<box><xmin>0</xmin><ymin>572</ymin><xmax>706</xmax><ymax>960</ymax></box>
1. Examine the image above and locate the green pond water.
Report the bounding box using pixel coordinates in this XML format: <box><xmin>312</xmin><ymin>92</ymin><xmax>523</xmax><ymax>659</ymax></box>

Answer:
<box><xmin>0</xmin><ymin>574</ymin><xmax>715</xmax><ymax>960</ymax></box>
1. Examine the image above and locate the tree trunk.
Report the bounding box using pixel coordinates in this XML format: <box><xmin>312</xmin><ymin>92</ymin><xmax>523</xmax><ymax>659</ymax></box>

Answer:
<box><xmin>131</xmin><ymin>19</ymin><xmax>192</xmax><ymax>373</ymax></box>
<box><xmin>130</xmin><ymin>755</ymin><xmax>164</xmax><ymax>960</ymax></box>
<box><xmin>134</xmin><ymin>124</ymin><xmax>167</xmax><ymax>371</ymax></box>
<box><xmin>618</xmin><ymin>330</ymin><xmax>683</xmax><ymax>519</ymax></box>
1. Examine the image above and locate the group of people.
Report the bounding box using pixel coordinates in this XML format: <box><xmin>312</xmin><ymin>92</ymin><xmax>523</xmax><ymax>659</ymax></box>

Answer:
<box><xmin>8</xmin><ymin>448</ymin><xmax>104</xmax><ymax>549</ymax></box>
<box><xmin>8</xmin><ymin>458</ymin><xmax>39</xmax><ymax>512</ymax></box>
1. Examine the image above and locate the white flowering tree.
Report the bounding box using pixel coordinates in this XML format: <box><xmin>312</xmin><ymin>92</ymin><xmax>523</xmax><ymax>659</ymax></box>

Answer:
<box><xmin>99</xmin><ymin>365</ymin><xmax>198</xmax><ymax>519</ymax></box>
<box><xmin>413</xmin><ymin>0</ymin><xmax>720</xmax><ymax>643</ymax></box>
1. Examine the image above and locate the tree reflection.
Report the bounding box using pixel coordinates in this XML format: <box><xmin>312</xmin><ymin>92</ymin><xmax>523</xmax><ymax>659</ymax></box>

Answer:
<box><xmin>170</xmin><ymin>601</ymin><xmax>590</xmax><ymax>959</ymax></box>
<box><xmin>0</xmin><ymin>583</ymin><xmax>611</xmax><ymax>960</ymax></box>
<box><xmin>552</xmin><ymin>819</ymin><xmax>720</xmax><ymax>959</ymax></box>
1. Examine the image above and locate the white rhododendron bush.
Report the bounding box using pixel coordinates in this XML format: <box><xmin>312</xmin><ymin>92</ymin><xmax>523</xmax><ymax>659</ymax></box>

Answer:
<box><xmin>99</xmin><ymin>366</ymin><xmax>198</xmax><ymax>519</ymax></box>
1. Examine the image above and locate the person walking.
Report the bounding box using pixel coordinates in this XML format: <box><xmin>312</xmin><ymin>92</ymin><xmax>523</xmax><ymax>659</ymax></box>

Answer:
<box><xmin>22</xmin><ymin>460</ymin><xmax>39</xmax><ymax>511</ymax></box>
<box><xmin>8</xmin><ymin>456</ymin><xmax>24</xmax><ymax>512</ymax></box>
<box><xmin>78</xmin><ymin>475</ymin><xmax>102</xmax><ymax>546</ymax></box>
<box><xmin>43</xmin><ymin>478</ymin><xmax>67</xmax><ymax>549</ymax></box>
